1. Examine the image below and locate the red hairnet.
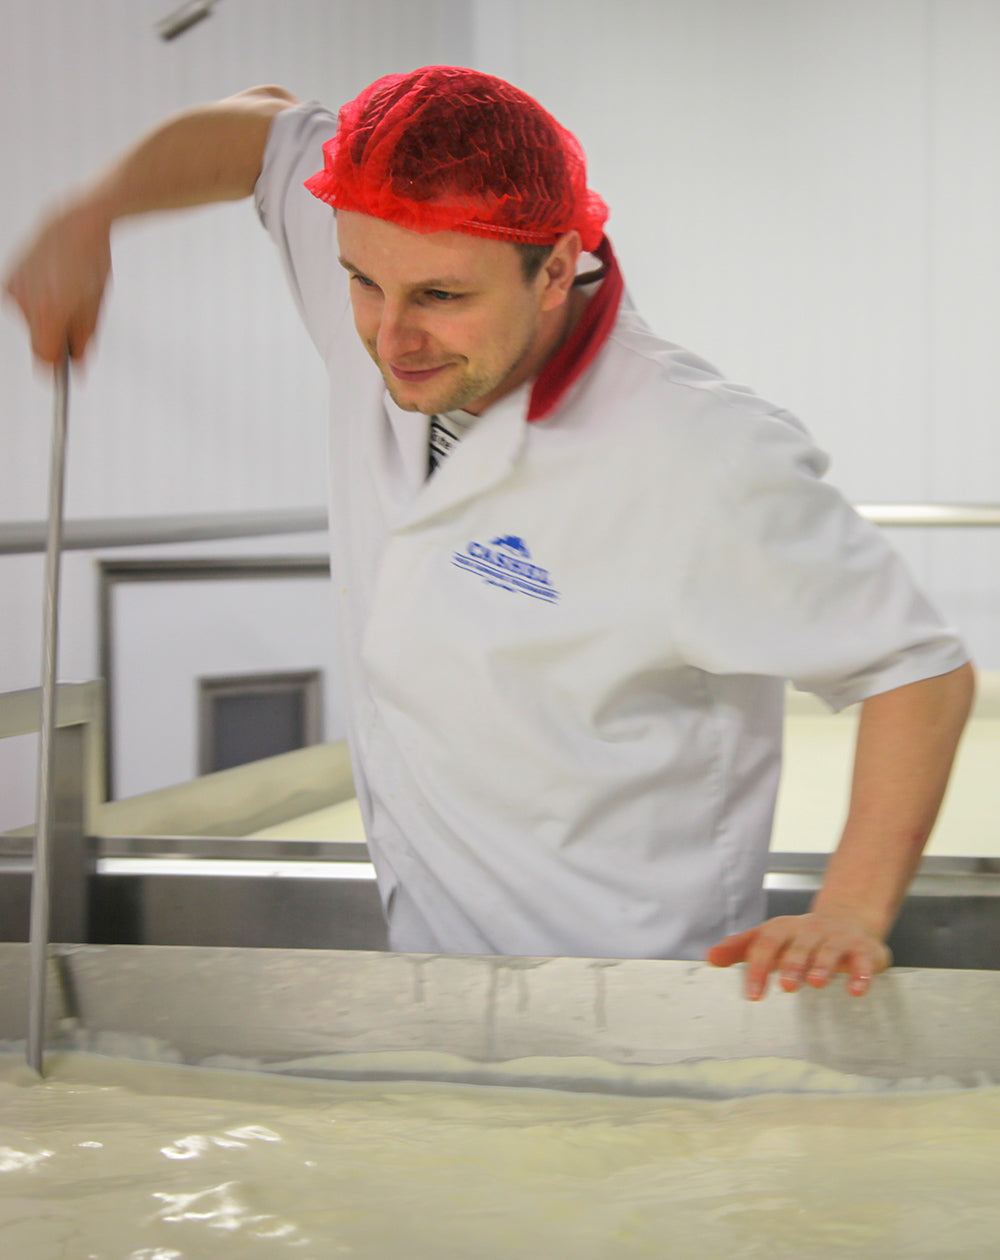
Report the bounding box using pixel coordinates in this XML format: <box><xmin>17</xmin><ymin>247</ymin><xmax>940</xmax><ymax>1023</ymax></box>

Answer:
<box><xmin>304</xmin><ymin>66</ymin><xmax>608</xmax><ymax>252</ymax></box>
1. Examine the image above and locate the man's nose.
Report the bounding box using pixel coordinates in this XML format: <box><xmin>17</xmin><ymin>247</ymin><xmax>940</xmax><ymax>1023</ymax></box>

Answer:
<box><xmin>376</xmin><ymin>301</ymin><xmax>425</xmax><ymax>362</ymax></box>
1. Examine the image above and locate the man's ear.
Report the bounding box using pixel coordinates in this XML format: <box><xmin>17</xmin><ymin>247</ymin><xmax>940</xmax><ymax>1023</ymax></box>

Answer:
<box><xmin>538</xmin><ymin>230</ymin><xmax>583</xmax><ymax>311</ymax></box>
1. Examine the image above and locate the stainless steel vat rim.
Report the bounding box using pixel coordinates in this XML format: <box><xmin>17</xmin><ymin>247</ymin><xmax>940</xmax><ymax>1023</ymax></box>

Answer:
<box><xmin>2</xmin><ymin>945</ymin><xmax>999</xmax><ymax>1096</ymax></box>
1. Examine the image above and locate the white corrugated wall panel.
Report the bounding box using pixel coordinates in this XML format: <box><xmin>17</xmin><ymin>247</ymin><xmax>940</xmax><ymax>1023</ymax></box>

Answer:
<box><xmin>471</xmin><ymin>0</ymin><xmax>1000</xmax><ymax>667</ymax></box>
<box><xmin>2</xmin><ymin>0</ymin><xmax>474</xmax><ymax>525</ymax></box>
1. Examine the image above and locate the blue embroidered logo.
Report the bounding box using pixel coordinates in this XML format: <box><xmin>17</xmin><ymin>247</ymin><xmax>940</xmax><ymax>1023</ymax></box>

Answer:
<box><xmin>452</xmin><ymin>535</ymin><xmax>560</xmax><ymax>603</ymax></box>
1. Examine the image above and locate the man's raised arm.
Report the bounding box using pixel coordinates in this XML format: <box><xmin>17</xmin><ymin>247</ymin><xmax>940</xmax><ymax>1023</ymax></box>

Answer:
<box><xmin>3</xmin><ymin>85</ymin><xmax>299</xmax><ymax>365</ymax></box>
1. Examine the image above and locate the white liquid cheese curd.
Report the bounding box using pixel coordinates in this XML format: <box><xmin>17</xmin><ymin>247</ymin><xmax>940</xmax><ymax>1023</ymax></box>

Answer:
<box><xmin>2</xmin><ymin>1052</ymin><xmax>1000</xmax><ymax>1259</ymax></box>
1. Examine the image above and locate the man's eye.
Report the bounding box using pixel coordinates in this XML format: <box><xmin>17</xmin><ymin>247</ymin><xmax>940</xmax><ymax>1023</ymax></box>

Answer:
<box><xmin>351</xmin><ymin>274</ymin><xmax>377</xmax><ymax>289</ymax></box>
<box><xmin>427</xmin><ymin>289</ymin><xmax>460</xmax><ymax>302</ymax></box>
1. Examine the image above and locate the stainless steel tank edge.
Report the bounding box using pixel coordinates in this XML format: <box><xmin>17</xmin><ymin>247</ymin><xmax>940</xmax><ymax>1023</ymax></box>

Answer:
<box><xmin>1</xmin><ymin>945</ymin><xmax>997</xmax><ymax>1095</ymax></box>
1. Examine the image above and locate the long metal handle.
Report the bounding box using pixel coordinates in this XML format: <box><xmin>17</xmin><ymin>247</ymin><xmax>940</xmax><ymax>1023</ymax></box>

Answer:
<box><xmin>27</xmin><ymin>353</ymin><xmax>70</xmax><ymax>1075</ymax></box>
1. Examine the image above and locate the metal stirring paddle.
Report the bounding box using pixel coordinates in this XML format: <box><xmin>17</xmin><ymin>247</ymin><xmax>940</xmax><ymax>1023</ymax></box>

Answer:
<box><xmin>27</xmin><ymin>351</ymin><xmax>71</xmax><ymax>1076</ymax></box>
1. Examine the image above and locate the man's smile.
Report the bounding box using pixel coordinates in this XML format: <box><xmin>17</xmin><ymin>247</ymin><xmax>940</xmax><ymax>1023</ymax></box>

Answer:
<box><xmin>388</xmin><ymin>362</ymin><xmax>452</xmax><ymax>383</ymax></box>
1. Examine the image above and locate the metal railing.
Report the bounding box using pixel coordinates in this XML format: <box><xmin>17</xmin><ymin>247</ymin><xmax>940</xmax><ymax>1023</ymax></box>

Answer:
<box><xmin>859</xmin><ymin>504</ymin><xmax>1000</xmax><ymax>528</ymax></box>
<box><xmin>0</xmin><ymin>508</ymin><xmax>329</xmax><ymax>555</ymax></box>
<box><xmin>2</xmin><ymin>503</ymin><xmax>1000</xmax><ymax>556</ymax></box>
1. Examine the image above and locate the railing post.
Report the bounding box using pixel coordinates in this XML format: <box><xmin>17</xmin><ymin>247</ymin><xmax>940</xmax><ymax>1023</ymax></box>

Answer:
<box><xmin>48</xmin><ymin>724</ymin><xmax>95</xmax><ymax>943</ymax></box>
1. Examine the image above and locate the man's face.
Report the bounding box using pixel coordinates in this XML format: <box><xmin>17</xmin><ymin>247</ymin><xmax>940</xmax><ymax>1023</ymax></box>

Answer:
<box><xmin>336</xmin><ymin>211</ymin><xmax>555</xmax><ymax>417</ymax></box>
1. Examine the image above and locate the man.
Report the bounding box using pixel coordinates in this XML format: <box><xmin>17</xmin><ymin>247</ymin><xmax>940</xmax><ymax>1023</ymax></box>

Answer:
<box><xmin>4</xmin><ymin>67</ymin><xmax>974</xmax><ymax>1000</ymax></box>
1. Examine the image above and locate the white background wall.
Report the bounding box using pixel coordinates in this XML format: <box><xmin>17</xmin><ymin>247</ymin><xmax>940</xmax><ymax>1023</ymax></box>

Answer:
<box><xmin>2</xmin><ymin>0</ymin><xmax>999</xmax><ymax>828</ymax></box>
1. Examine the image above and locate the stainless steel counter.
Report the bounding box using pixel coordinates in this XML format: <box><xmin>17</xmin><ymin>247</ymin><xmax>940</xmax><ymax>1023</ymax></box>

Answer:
<box><xmin>4</xmin><ymin>839</ymin><xmax>999</xmax><ymax>967</ymax></box>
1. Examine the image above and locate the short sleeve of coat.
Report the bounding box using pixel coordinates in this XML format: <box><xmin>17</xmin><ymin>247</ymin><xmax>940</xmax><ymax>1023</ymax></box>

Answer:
<box><xmin>254</xmin><ymin>101</ymin><xmax>342</xmax><ymax>359</ymax></box>
<box><xmin>667</xmin><ymin>396</ymin><xmax>969</xmax><ymax>711</ymax></box>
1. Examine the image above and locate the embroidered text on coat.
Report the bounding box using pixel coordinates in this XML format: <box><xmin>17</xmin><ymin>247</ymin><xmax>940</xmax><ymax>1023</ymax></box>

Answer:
<box><xmin>452</xmin><ymin>535</ymin><xmax>560</xmax><ymax>603</ymax></box>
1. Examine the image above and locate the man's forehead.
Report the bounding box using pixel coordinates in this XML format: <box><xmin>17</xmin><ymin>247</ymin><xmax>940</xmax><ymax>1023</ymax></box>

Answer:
<box><xmin>337</xmin><ymin>253</ymin><xmax>469</xmax><ymax>288</ymax></box>
<box><xmin>335</xmin><ymin>210</ymin><xmax>521</xmax><ymax>278</ymax></box>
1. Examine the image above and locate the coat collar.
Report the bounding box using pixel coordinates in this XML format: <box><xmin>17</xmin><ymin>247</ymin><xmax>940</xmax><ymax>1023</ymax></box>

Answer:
<box><xmin>527</xmin><ymin>236</ymin><xmax>623</xmax><ymax>422</ymax></box>
<box><xmin>386</xmin><ymin>385</ymin><xmax>530</xmax><ymax>529</ymax></box>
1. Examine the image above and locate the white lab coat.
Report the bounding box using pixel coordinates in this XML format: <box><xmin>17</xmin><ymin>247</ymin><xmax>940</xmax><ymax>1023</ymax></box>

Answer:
<box><xmin>256</xmin><ymin>104</ymin><xmax>969</xmax><ymax>960</ymax></box>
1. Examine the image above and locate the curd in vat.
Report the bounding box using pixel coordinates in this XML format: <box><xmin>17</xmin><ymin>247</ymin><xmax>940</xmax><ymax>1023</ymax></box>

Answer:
<box><xmin>2</xmin><ymin>1053</ymin><xmax>999</xmax><ymax>1258</ymax></box>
